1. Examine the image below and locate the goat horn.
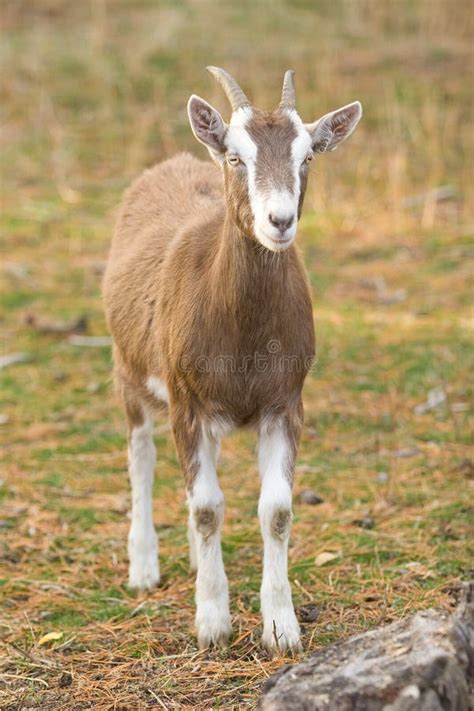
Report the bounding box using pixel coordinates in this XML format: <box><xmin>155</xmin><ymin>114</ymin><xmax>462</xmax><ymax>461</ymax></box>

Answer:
<box><xmin>279</xmin><ymin>69</ymin><xmax>296</xmax><ymax>110</ymax></box>
<box><xmin>207</xmin><ymin>66</ymin><xmax>250</xmax><ymax>112</ymax></box>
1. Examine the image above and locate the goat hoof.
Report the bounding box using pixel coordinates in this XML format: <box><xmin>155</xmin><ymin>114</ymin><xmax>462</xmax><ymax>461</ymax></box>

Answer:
<box><xmin>196</xmin><ymin>604</ymin><xmax>232</xmax><ymax>649</ymax></box>
<box><xmin>197</xmin><ymin>626</ymin><xmax>232</xmax><ymax>649</ymax></box>
<box><xmin>262</xmin><ymin>610</ymin><xmax>302</xmax><ymax>657</ymax></box>
<box><xmin>128</xmin><ymin>559</ymin><xmax>160</xmax><ymax>591</ymax></box>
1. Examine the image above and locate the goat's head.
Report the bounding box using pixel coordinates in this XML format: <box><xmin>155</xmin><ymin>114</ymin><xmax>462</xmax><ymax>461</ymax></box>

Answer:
<box><xmin>188</xmin><ymin>67</ymin><xmax>362</xmax><ymax>253</ymax></box>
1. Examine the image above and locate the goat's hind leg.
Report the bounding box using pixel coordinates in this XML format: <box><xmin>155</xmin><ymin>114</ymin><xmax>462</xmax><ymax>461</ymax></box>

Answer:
<box><xmin>123</xmin><ymin>384</ymin><xmax>159</xmax><ymax>590</ymax></box>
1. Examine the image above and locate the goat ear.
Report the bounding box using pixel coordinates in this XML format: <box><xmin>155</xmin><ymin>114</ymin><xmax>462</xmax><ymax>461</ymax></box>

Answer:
<box><xmin>187</xmin><ymin>95</ymin><xmax>226</xmax><ymax>158</ymax></box>
<box><xmin>305</xmin><ymin>101</ymin><xmax>362</xmax><ymax>153</ymax></box>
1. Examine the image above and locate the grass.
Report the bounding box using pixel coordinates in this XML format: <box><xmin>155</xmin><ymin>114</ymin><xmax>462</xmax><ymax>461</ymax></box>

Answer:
<box><xmin>0</xmin><ymin>0</ymin><xmax>473</xmax><ymax>708</ymax></box>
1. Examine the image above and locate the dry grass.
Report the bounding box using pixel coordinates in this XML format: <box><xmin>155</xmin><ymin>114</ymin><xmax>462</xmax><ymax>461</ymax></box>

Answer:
<box><xmin>1</xmin><ymin>0</ymin><xmax>473</xmax><ymax>708</ymax></box>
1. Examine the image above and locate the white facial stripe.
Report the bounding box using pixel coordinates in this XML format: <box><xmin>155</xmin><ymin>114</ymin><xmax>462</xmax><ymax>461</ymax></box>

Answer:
<box><xmin>225</xmin><ymin>108</ymin><xmax>257</xmax><ymax>163</ymax></box>
<box><xmin>226</xmin><ymin>110</ymin><xmax>272</xmax><ymax>247</ymax></box>
<box><xmin>288</xmin><ymin>110</ymin><xmax>313</xmax><ymax>166</ymax></box>
<box><xmin>226</xmin><ymin>111</ymin><xmax>283</xmax><ymax>251</ymax></box>
<box><xmin>226</xmin><ymin>108</ymin><xmax>312</xmax><ymax>253</ymax></box>
<box><xmin>288</xmin><ymin>110</ymin><xmax>312</xmax><ymax>204</ymax></box>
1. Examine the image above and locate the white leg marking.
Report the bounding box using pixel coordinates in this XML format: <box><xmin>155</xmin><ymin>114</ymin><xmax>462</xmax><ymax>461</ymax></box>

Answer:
<box><xmin>189</xmin><ymin>425</ymin><xmax>231</xmax><ymax>648</ymax></box>
<box><xmin>258</xmin><ymin>418</ymin><xmax>301</xmax><ymax>654</ymax></box>
<box><xmin>128</xmin><ymin>413</ymin><xmax>160</xmax><ymax>590</ymax></box>
<box><xmin>187</xmin><ymin>511</ymin><xmax>197</xmax><ymax>572</ymax></box>
<box><xmin>146</xmin><ymin>375</ymin><xmax>169</xmax><ymax>404</ymax></box>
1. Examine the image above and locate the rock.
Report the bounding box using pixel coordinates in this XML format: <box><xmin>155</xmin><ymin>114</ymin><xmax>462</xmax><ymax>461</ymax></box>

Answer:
<box><xmin>25</xmin><ymin>313</ymin><xmax>88</xmax><ymax>335</ymax></box>
<box><xmin>352</xmin><ymin>516</ymin><xmax>375</xmax><ymax>529</ymax></box>
<box><xmin>0</xmin><ymin>352</ymin><xmax>30</xmax><ymax>370</ymax></box>
<box><xmin>260</xmin><ymin>582</ymin><xmax>473</xmax><ymax>711</ymax></box>
<box><xmin>58</xmin><ymin>671</ymin><xmax>73</xmax><ymax>688</ymax></box>
<box><xmin>359</xmin><ymin>275</ymin><xmax>407</xmax><ymax>305</ymax></box>
<box><xmin>299</xmin><ymin>489</ymin><xmax>324</xmax><ymax>505</ymax></box>
<box><xmin>451</xmin><ymin>459</ymin><xmax>474</xmax><ymax>480</ymax></box>
<box><xmin>393</xmin><ymin>447</ymin><xmax>420</xmax><ymax>459</ymax></box>
<box><xmin>298</xmin><ymin>605</ymin><xmax>320</xmax><ymax>623</ymax></box>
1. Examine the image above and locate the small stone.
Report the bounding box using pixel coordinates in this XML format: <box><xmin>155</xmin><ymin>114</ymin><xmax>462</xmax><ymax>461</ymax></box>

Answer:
<box><xmin>414</xmin><ymin>385</ymin><xmax>446</xmax><ymax>415</ymax></box>
<box><xmin>451</xmin><ymin>459</ymin><xmax>474</xmax><ymax>479</ymax></box>
<box><xmin>53</xmin><ymin>371</ymin><xmax>69</xmax><ymax>383</ymax></box>
<box><xmin>299</xmin><ymin>489</ymin><xmax>324</xmax><ymax>505</ymax></box>
<box><xmin>4</xmin><ymin>262</ymin><xmax>29</xmax><ymax>279</ymax></box>
<box><xmin>58</xmin><ymin>672</ymin><xmax>72</xmax><ymax>688</ymax></box>
<box><xmin>0</xmin><ymin>520</ymin><xmax>14</xmax><ymax>530</ymax></box>
<box><xmin>394</xmin><ymin>447</ymin><xmax>420</xmax><ymax>458</ymax></box>
<box><xmin>377</xmin><ymin>471</ymin><xmax>389</xmax><ymax>483</ymax></box>
<box><xmin>353</xmin><ymin>517</ymin><xmax>375</xmax><ymax>530</ymax></box>
<box><xmin>298</xmin><ymin>604</ymin><xmax>320</xmax><ymax>623</ymax></box>
<box><xmin>450</xmin><ymin>402</ymin><xmax>469</xmax><ymax>413</ymax></box>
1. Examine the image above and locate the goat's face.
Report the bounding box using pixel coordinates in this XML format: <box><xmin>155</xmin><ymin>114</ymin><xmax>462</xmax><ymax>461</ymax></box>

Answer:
<box><xmin>221</xmin><ymin>108</ymin><xmax>312</xmax><ymax>251</ymax></box>
<box><xmin>188</xmin><ymin>68</ymin><xmax>362</xmax><ymax>253</ymax></box>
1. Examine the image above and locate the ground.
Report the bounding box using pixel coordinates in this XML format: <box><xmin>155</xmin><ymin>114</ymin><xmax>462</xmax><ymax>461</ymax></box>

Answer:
<box><xmin>0</xmin><ymin>1</ymin><xmax>473</xmax><ymax>709</ymax></box>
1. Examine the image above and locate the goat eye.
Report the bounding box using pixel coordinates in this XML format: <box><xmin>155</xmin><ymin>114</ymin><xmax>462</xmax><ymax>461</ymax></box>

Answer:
<box><xmin>227</xmin><ymin>155</ymin><xmax>241</xmax><ymax>167</ymax></box>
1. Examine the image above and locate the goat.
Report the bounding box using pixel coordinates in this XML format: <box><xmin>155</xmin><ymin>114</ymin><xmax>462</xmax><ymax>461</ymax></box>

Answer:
<box><xmin>103</xmin><ymin>67</ymin><xmax>362</xmax><ymax>655</ymax></box>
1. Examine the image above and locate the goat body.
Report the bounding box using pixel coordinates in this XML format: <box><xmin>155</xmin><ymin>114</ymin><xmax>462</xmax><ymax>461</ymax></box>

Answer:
<box><xmin>105</xmin><ymin>152</ymin><xmax>314</xmax><ymax>427</ymax></box>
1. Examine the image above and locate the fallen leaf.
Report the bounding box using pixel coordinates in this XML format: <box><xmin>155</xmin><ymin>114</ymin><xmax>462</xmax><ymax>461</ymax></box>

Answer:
<box><xmin>315</xmin><ymin>551</ymin><xmax>339</xmax><ymax>567</ymax></box>
<box><xmin>38</xmin><ymin>631</ymin><xmax>64</xmax><ymax>646</ymax></box>
<box><xmin>399</xmin><ymin>561</ymin><xmax>435</xmax><ymax>579</ymax></box>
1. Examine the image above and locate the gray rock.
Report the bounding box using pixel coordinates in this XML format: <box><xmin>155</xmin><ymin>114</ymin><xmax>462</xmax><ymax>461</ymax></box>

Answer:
<box><xmin>260</xmin><ymin>582</ymin><xmax>473</xmax><ymax>711</ymax></box>
<box><xmin>298</xmin><ymin>604</ymin><xmax>320</xmax><ymax>623</ymax></box>
<box><xmin>299</xmin><ymin>489</ymin><xmax>324</xmax><ymax>505</ymax></box>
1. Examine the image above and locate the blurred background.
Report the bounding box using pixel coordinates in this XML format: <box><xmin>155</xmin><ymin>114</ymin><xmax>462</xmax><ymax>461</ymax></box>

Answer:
<box><xmin>1</xmin><ymin>1</ymin><xmax>473</xmax><ymax>708</ymax></box>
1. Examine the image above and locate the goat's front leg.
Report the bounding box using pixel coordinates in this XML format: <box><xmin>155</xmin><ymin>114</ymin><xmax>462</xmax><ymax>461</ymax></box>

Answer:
<box><xmin>172</xmin><ymin>411</ymin><xmax>232</xmax><ymax>648</ymax></box>
<box><xmin>258</xmin><ymin>414</ymin><xmax>302</xmax><ymax>655</ymax></box>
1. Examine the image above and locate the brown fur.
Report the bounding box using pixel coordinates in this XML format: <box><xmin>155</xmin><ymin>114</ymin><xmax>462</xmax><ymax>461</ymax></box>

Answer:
<box><xmin>194</xmin><ymin>507</ymin><xmax>221</xmax><ymax>539</ymax></box>
<box><xmin>103</xmin><ymin>139</ymin><xmax>315</xmax><ymax>487</ymax></box>
<box><xmin>246</xmin><ymin>110</ymin><xmax>298</xmax><ymax>194</ymax></box>
<box><xmin>271</xmin><ymin>508</ymin><xmax>292</xmax><ymax>540</ymax></box>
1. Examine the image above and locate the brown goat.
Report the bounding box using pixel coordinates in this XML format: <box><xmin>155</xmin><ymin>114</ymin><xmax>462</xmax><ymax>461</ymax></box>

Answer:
<box><xmin>103</xmin><ymin>67</ymin><xmax>362</xmax><ymax>654</ymax></box>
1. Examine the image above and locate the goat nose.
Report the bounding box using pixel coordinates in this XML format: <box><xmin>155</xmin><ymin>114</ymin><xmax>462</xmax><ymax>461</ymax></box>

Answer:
<box><xmin>268</xmin><ymin>213</ymin><xmax>294</xmax><ymax>233</ymax></box>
